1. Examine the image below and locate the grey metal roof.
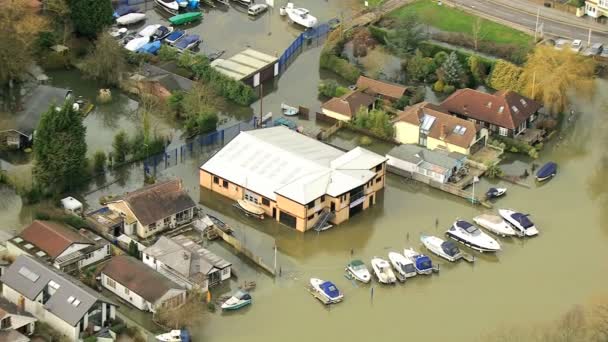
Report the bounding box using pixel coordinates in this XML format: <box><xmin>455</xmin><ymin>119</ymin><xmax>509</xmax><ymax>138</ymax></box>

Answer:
<box><xmin>10</xmin><ymin>85</ymin><xmax>71</xmax><ymax>136</ymax></box>
<box><xmin>141</xmin><ymin>64</ymin><xmax>193</xmax><ymax>92</ymax></box>
<box><xmin>0</xmin><ymin>255</ymin><xmax>116</xmax><ymax>326</ymax></box>
<box><xmin>387</xmin><ymin>144</ymin><xmax>465</xmax><ymax>171</ymax></box>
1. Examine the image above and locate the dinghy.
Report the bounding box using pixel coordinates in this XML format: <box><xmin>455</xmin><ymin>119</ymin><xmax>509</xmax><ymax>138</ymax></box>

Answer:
<box><xmin>221</xmin><ymin>290</ymin><xmax>252</xmax><ymax>310</ymax></box>
<box><xmin>499</xmin><ymin>209</ymin><xmax>539</xmax><ymax>236</ymax></box>
<box><xmin>370</xmin><ymin>257</ymin><xmax>396</xmax><ymax>284</ymax></box>
<box><xmin>473</xmin><ymin>214</ymin><xmax>519</xmax><ymax>237</ymax></box>
<box><xmin>284</xmin><ymin>3</ymin><xmax>317</xmax><ymax>28</ymax></box>
<box><xmin>125</xmin><ymin>36</ymin><xmax>150</xmax><ymax>52</ymax></box>
<box><xmin>486</xmin><ymin>187</ymin><xmax>507</xmax><ymax>199</ymax></box>
<box><xmin>281</xmin><ymin>103</ymin><xmax>299</xmax><ymax>116</ymax></box>
<box><xmin>116</xmin><ymin>12</ymin><xmax>146</xmax><ymax>25</ymax></box>
<box><xmin>446</xmin><ymin>220</ymin><xmax>501</xmax><ymax>253</ymax></box>
<box><xmin>165</xmin><ymin>30</ymin><xmax>186</xmax><ymax>45</ymax></box>
<box><xmin>310</xmin><ymin>278</ymin><xmax>343</xmax><ymax>303</ymax></box>
<box><xmin>345</xmin><ymin>259</ymin><xmax>371</xmax><ymax>283</ymax></box>
<box><xmin>388</xmin><ymin>252</ymin><xmax>417</xmax><ymax>281</ymax></box>
<box><xmin>421</xmin><ymin>235</ymin><xmax>463</xmax><ymax>262</ymax></box>
<box><xmin>403</xmin><ymin>248</ymin><xmax>434</xmax><ymax>274</ymax></box>
<box><xmin>154</xmin><ymin>0</ymin><xmax>180</xmax><ymax>14</ymax></box>
<box><xmin>536</xmin><ymin>162</ymin><xmax>557</xmax><ymax>182</ymax></box>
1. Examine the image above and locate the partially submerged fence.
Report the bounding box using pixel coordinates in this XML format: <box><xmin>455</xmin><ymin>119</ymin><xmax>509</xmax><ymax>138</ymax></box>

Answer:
<box><xmin>279</xmin><ymin>23</ymin><xmax>331</xmax><ymax>73</ymax></box>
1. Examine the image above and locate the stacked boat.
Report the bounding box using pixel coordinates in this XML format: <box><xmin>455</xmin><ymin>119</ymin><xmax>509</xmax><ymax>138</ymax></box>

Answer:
<box><xmin>281</xmin><ymin>3</ymin><xmax>318</xmax><ymax>28</ymax></box>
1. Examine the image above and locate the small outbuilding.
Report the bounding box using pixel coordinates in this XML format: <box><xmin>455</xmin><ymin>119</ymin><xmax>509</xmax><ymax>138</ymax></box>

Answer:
<box><xmin>387</xmin><ymin>144</ymin><xmax>468</xmax><ymax>184</ymax></box>
<box><xmin>210</xmin><ymin>48</ymin><xmax>279</xmax><ymax>87</ymax></box>
<box><xmin>61</xmin><ymin>196</ymin><xmax>83</xmax><ymax>216</ymax></box>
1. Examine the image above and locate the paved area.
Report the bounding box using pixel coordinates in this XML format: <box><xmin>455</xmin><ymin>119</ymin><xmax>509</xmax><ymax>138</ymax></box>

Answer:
<box><xmin>450</xmin><ymin>0</ymin><xmax>608</xmax><ymax>44</ymax></box>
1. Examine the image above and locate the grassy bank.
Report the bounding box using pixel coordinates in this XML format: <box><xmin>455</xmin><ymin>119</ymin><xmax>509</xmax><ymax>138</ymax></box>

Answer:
<box><xmin>388</xmin><ymin>0</ymin><xmax>531</xmax><ymax>47</ymax></box>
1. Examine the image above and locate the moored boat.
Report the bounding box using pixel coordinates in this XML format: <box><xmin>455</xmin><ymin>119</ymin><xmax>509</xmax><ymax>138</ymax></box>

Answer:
<box><xmin>154</xmin><ymin>0</ymin><xmax>180</xmax><ymax>14</ymax></box>
<box><xmin>177</xmin><ymin>0</ymin><xmax>189</xmax><ymax>7</ymax></box>
<box><xmin>473</xmin><ymin>214</ymin><xmax>519</xmax><ymax>237</ymax></box>
<box><xmin>236</xmin><ymin>199</ymin><xmax>265</xmax><ymax>219</ymax></box>
<box><xmin>370</xmin><ymin>257</ymin><xmax>396</xmax><ymax>284</ymax></box>
<box><xmin>281</xmin><ymin>103</ymin><xmax>299</xmax><ymax>116</ymax></box>
<box><xmin>403</xmin><ymin>248</ymin><xmax>434</xmax><ymax>274</ymax></box>
<box><xmin>486</xmin><ymin>187</ymin><xmax>507</xmax><ymax>199</ymax></box>
<box><xmin>125</xmin><ymin>36</ymin><xmax>151</xmax><ymax>52</ymax></box>
<box><xmin>169</xmin><ymin>11</ymin><xmax>203</xmax><ymax>25</ymax></box>
<box><xmin>420</xmin><ymin>235</ymin><xmax>463</xmax><ymax>262</ymax></box>
<box><xmin>248</xmin><ymin>4</ymin><xmax>269</xmax><ymax>16</ymax></box>
<box><xmin>152</xmin><ymin>26</ymin><xmax>174</xmax><ymax>41</ymax></box>
<box><xmin>388</xmin><ymin>251</ymin><xmax>417</xmax><ymax>280</ymax></box>
<box><xmin>345</xmin><ymin>259</ymin><xmax>371</xmax><ymax>283</ymax></box>
<box><xmin>284</xmin><ymin>3</ymin><xmax>317</xmax><ymax>28</ymax></box>
<box><xmin>174</xmin><ymin>34</ymin><xmax>201</xmax><ymax>51</ymax></box>
<box><xmin>310</xmin><ymin>278</ymin><xmax>343</xmax><ymax>303</ymax></box>
<box><xmin>536</xmin><ymin>162</ymin><xmax>557</xmax><ymax>182</ymax></box>
<box><xmin>446</xmin><ymin>220</ymin><xmax>501</xmax><ymax>253</ymax></box>
<box><xmin>116</xmin><ymin>12</ymin><xmax>147</xmax><ymax>25</ymax></box>
<box><xmin>156</xmin><ymin>329</ymin><xmax>190</xmax><ymax>342</ymax></box>
<box><xmin>221</xmin><ymin>290</ymin><xmax>252</xmax><ymax>310</ymax></box>
<box><xmin>165</xmin><ymin>30</ymin><xmax>186</xmax><ymax>45</ymax></box>
<box><xmin>499</xmin><ymin>209</ymin><xmax>539</xmax><ymax>236</ymax></box>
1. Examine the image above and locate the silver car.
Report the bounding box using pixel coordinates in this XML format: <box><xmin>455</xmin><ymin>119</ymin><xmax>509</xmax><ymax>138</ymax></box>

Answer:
<box><xmin>583</xmin><ymin>42</ymin><xmax>603</xmax><ymax>56</ymax></box>
<box><xmin>554</xmin><ymin>38</ymin><xmax>570</xmax><ymax>50</ymax></box>
<box><xmin>570</xmin><ymin>39</ymin><xmax>583</xmax><ymax>53</ymax></box>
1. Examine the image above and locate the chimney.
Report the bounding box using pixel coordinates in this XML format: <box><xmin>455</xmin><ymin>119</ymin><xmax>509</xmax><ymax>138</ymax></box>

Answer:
<box><xmin>440</xmin><ymin>124</ymin><xmax>447</xmax><ymax>140</ymax></box>
<box><xmin>463</xmin><ymin>105</ymin><xmax>468</xmax><ymax>114</ymax></box>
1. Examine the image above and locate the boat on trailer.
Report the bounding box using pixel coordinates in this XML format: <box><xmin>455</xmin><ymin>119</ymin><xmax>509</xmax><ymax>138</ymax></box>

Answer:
<box><xmin>169</xmin><ymin>12</ymin><xmax>203</xmax><ymax>26</ymax></box>
<box><xmin>165</xmin><ymin>30</ymin><xmax>186</xmax><ymax>45</ymax></box>
<box><xmin>284</xmin><ymin>2</ymin><xmax>317</xmax><ymax>28</ymax></box>
<box><xmin>235</xmin><ymin>199</ymin><xmax>265</xmax><ymax>219</ymax></box>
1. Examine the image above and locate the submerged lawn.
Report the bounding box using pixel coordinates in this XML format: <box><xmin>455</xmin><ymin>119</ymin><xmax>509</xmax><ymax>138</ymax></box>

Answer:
<box><xmin>388</xmin><ymin>0</ymin><xmax>532</xmax><ymax>47</ymax></box>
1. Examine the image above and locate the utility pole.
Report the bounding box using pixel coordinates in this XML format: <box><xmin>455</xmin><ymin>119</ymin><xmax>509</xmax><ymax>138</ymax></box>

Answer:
<box><xmin>534</xmin><ymin>8</ymin><xmax>540</xmax><ymax>42</ymax></box>
<box><xmin>588</xmin><ymin>28</ymin><xmax>592</xmax><ymax>46</ymax></box>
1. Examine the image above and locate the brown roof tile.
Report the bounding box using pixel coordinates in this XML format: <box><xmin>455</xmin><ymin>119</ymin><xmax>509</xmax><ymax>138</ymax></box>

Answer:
<box><xmin>321</xmin><ymin>91</ymin><xmax>375</xmax><ymax>118</ymax></box>
<box><xmin>394</xmin><ymin>102</ymin><xmax>477</xmax><ymax>149</ymax></box>
<box><xmin>440</xmin><ymin>88</ymin><xmax>542</xmax><ymax>130</ymax></box>
<box><xmin>356</xmin><ymin>76</ymin><xmax>407</xmax><ymax>100</ymax></box>
<box><xmin>102</xmin><ymin>255</ymin><xmax>182</xmax><ymax>303</ymax></box>
<box><xmin>20</xmin><ymin>221</ymin><xmax>91</xmax><ymax>258</ymax></box>
<box><xmin>120</xmin><ymin>179</ymin><xmax>197</xmax><ymax>226</ymax></box>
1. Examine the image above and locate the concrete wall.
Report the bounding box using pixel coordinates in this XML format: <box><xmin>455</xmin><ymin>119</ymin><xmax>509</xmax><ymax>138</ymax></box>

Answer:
<box><xmin>321</xmin><ymin>108</ymin><xmax>351</xmax><ymax>122</ymax></box>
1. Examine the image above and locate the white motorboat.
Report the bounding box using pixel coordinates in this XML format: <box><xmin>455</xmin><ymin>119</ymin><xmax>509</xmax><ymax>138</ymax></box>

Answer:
<box><xmin>486</xmin><ymin>187</ymin><xmax>507</xmax><ymax>199</ymax></box>
<box><xmin>473</xmin><ymin>214</ymin><xmax>519</xmax><ymax>237</ymax></box>
<box><xmin>420</xmin><ymin>235</ymin><xmax>462</xmax><ymax>262</ymax></box>
<box><xmin>281</xmin><ymin>103</ymin><xmax>299</xmax><ymax>116</ymax></box>
<box><xmin>248</xmin><ymin>4</ymin><xmax>269</xmax><ymax>16</ymax></box>
<box><xmin>310</xmin><ymin>278</ymin><xmax>343</xmax><ymax>303</ymax></box>
<box><xmin>284</xmin><ymin>3</ymin><xmax>318</xmax><ymax>28</ymax></box>
<box><xmin>125</xmin><ymin>36</ymin><xmax>150</xmax><ymax>52</ymax></box>
<box><xmin>388</xmin><ymin>252</ymin><xmax>417</xmax><ymax>280</ymax></box>
<box><xmin>221</xmin><ymin>290</ymin><xmax>252</xmax><ymax>310</ymax></box>
<box><xmin>116</xmin><ymin>12</ymin><xmax>146</xmax><ymax>25</ymax></box>
<box><xmin>154</xmin><ymin>0</ymin><xmax>179</xmax><ymax>14</ymax></box>
<box><xmin>155</xmin><ymin>329</ymin><xmax>189</xmax><ymax>342</ymax></box>
<box><xmin>499</xmin><ymin>209</ymin><xmax>539</xmax><ymax>237</ymax></box>
<box><xmin>138</xmin><ymin>24</ymin><xmax>162</xmax><ymax>38</ymax></box>
<box><xmin>370</xmin><ymin>257</ymin><xmax>396</xmax><ymax>284</ymax></box>
<box><xmin>447</xmin><ymin>220</ymin><xmax>501</xmax><ymax>252</ymax></box>
<box><xmin>345</xmin><ymin>259</ymin><xmax>371</xmax><ymax>283</ymax></box>
<box><xmin>403</xmin><ymin>248</ymin><xmax>434</xmax><ymax>275</ymax></box>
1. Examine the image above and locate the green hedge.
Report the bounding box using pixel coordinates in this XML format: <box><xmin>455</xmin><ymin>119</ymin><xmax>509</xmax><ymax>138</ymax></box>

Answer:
<box><xmin>319</xmin><ymin>51</ymin><xmax>361</xmax><ymax>83</ymax></box>
<box><xmin>418</xmin><ymin>41</ymin><xmax>495</xmax><ymax>71</ymax></box>
<box><xmin>492</xmin><ymin>135</ymin><xmax>539</xmax><ymax>158</ymax></box>
<box><xmin>369</xmin><ymin>25</ymin><xmax>390</xmax><ymax>44</ymax></box>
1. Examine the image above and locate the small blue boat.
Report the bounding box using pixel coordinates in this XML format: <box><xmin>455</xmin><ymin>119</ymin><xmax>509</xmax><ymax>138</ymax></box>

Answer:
<box><xmin>273</xmin><ymin>117</ymin><xmax>297</xmax><ymax>130</ymax></box>
<box><xmin>403</xmin><ymin>248</ymin><xmax>434</xmax><ymax>275</ymax></box>
<box><xmin>165</xmin><ymin>30</ymin><xmax>186</xmax><ymax>45</ymax></box>
<box><xmin>175</xmin><ymin>34</ymin><xmax>201</xmax><ymax>51</ymax></box>
<box><xmin>137</xmin><ymin>41</ymin><xmax>162</xmax><ymax>55</ymax></box>
<box><xmin>113</xmin><ymin>5</ymin><xmax>140</xmax><ymax>18</ymax></box>
<box><xmin>536</xmin><ymin>162</ymin><xmax>557</xmax><ymax>182</ymax></box>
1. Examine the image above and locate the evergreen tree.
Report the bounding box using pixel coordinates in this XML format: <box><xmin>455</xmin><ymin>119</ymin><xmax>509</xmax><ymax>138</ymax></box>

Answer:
<box><xmin>439</xmin><ymin>52</ymin><xmax>464</xmax><ymax>86</ymax></box>
<box><xmin>112</xmin><ymin>130</ymin><xmax>130</xmax><ymax>164</ymax></box>
<box><xmin>68</xmin><ymin>0</ymin><xmax>113</xmax><ymax>38</ymax></box>
<box><xmin>33</xmin><ymin>101</ymin><xmax>88</xmax><ymax>194</ymax></box>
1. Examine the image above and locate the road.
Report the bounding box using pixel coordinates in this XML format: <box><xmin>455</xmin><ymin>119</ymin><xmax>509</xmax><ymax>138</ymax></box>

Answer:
<box><xmin>451</xmin><ymin>0</ymin><xmax>608</xmax><ymax>44</ymax></box>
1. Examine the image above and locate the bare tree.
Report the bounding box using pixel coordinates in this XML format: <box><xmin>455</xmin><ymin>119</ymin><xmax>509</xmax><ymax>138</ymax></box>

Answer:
<box><xmin>472</xmin><ymin>17</ymin><xmax>486</xmax><ymax>51</ymax></box>
<box><xmin>45</xmin><ymin>0</ymin><xmax>71</xmax><ymax>44</ymax></box>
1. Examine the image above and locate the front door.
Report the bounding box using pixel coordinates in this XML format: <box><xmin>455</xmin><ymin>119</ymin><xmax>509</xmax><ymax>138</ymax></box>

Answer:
<box><xmin>272</xmin><ymin>207</ymin><xmax>277</xmax><ymax>219</ymax></box>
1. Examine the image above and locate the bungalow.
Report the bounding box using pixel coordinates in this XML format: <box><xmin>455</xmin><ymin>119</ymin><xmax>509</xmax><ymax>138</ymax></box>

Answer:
<box><xmin>100</xmin><ymin>255</ymin><xmax>186</xmax><ymax>313</ymax></box>
<box><xmin>320</xmin><ymin>91</ymin><xmax>376</xmax><ymax>122</ymax></box>
<box><xmin>393</xmin><ymin>102</ymin><xmax>488</xmax><ymax>155</ymax></box>
<box><xmin>0</xmin><ymin>85</ymin><xmax>72</xmax><ymax>149</ymax></box>
<box><xmin>6</xmin><ymin>220</ymin><xmax>111</xmax><ymax>274</ymax></box>
<box><xmin>386</xmin><ymin>144</ymin><xmax>468</xmax><ymax>184</ymax></box>
<box><xmin>142</xmin><ymin>235</ymin><xmax>232</xmax><ymax>293</ymax></box>
<box><xmin>440</xmin><ymin>88</ymin><xmax>542</xmax><ymax>138</ymax></box>
<box><xmin>0</xmin><ymin>297</ymin><xmax>37</xmax><ymax>342</ymax></box>
<box><xmin>106</xmin><ymin>179</ymin><xmax>197</xmax><ymax>239</ymax></box>
<box><xmin>355</xmin><ymin>76</ymin><xmax>408</xmax><ymax>103</ymax></box>
<box><xmin>1</xmin><ymin>255</ymin><xmax>117</xmax><ymax>342</ymax></box>
<box><xmin>200</xmin><ymin>126</ymin><xmax>387</xmax><ymax>232</ymax></box>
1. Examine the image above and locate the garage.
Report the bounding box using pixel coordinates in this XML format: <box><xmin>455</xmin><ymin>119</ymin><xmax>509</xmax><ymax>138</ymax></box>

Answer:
<box><xmin>279</xmin><ymin>211</ymin><xmax>297</xmax><ymax>229</ymax></box>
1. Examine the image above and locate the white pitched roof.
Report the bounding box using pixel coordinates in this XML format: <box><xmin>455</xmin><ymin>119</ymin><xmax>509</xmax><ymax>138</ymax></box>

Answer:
<box><xmin>200</xmin><ymin>127</ymin><xmax>386</xmax><ymax>204</ymax></box>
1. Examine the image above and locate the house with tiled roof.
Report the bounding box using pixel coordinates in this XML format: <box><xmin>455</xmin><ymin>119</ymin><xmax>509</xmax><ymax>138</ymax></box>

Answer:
<box><xmin>1</xmin><ymin>255</ymin><xmax>117</xmax><ymax>341</ymax></box>
<box><xmin>106</xmin><ymin>179</ymin><xmax>197</xmax><ymax>239</ymax></box>
<box><xmin>320</xmin><ymin>91</ymin><xmax>376</xmax><ymax>122</ymax></box>
<box><xmin>440</xmin><ymin>88</ymin><xmax>542</xmax><ymax>138</ymax></box>
<box><xmin>356</xmin><ymin>76</ymin><xmax>408</xmax><ymax>102</ymax></box>
<box><xmin>6</xmin><ymin>221</ymin><xmax>110</xmax><ymax>273</ymax></box>
<box><xmin>101</xmin><ymin>255</ymin><xmax>186</xmax><ymax>313</ymax></box>
<box><xmin>0</xmin><ymin>297</ymin><xmax>37</xmax><ymax>342</ymax></box>
<box><xmin>393</xmin><ymin>102</ymin><xmax>488</xmax><ymax>155</ymax></box>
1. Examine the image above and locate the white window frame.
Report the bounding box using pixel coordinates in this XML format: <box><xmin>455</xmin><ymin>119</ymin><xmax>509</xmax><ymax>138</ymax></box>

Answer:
<box><xmin>499</xmin><ymin>127</ymin><xmax>509</xmax><ymax>137</ymax></box>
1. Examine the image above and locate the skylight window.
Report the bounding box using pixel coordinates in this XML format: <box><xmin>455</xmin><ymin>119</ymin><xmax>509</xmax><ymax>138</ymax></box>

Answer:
<box><xmin>18</xmin><ymin>267</ymin><xmax>39</xmax><ymax>282</ymax></box>
<box><xmin>36</xmin><ymin>251</ymin><xmax>47</xmax><ymax>257</ymax></box>
<box><xmin>67</xmin><ymin>296</ymin><xmax>75</xmax><ymax>304</ymax></box>
<box><xmin>48</xmin><ymin>280</ymin><xmax>60</xmax><ymax>290</ymax></box>
<box><xmin>498</xmin><ymin>106</ymin><xmax>504</xmax><ymax>114</ymax></box>
<box><xmin>511</xmin><ymin>106</ymin><xmax>519</xmax><ymax>113</ymax></box>
<box><xmin>24</xmin><ymin>244</ymin><xmax>34</xmax><ymax>250</ymax></box>
<box><xmin>13</xmin><ymin>237</ymin><xmax>23</xmax><ymax>243</ymax></box>
<box><xmin>72</xmin><ymin>299</ymin><xmax>81</xmax><ymax>307</ymax></box>
<box><xmin>420</xmin><ymin>114</ymin><xmax>436</xmax><ymax>132</ymax></box>
<box><xmin>520</xmin><ymin>98</ymin><xmax>527</xmax><ymax>106</ymax></box>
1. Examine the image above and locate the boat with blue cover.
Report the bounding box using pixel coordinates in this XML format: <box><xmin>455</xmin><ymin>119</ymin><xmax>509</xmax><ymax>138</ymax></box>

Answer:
<box><xmin>152</xmin><ymin>25</ymin><xmax>173</xmax><ymax>41</ymax></box>
<box><xmin>156</xmin><ymin>329</ymin><xmax>190</xmax><ymax>342</ymax></box>
<box><xmin>536</xmin><ymin>162</ymin><xmax>557</xmax><ymax>181</ymax></box>
<box><xmin>175</xmin><ymin>34</ymin><xmax>201</xmax><ymax>51</ymax></box>
<box><xmin>446</xmin><ymin>220</ymin><xmax>501</xmax><ymax>253</ymax></box>
<box><xmin>499</xmin><ymin>209</ymin><xmax>539</xmax><ymax>236</ymax></box>
<box><xmin>137</xmin><ymin>41</ymin><xmax>162</xmax><ymax>55</ymax></box>
<box><xmin>221</xmin><ymin>290</ymin><xmax>252</xmax><ymax>310</ymax></box>
<box><xmin>310</xmin><ymin>278</ymin><xmax>343</xmax><ymax>304</ymax></box>
<box><xmin>403</xmin><ymin>248</ymin><xmax>434</xmax><ymax>274</ymax></box>
<box><xmin>165</xmin><ymin>30</ymin><xmax>186</xmax><ymax>45</ymax></box>
<box><xmin>114</xmin><ymin>5</ymin><xmax>140</xmax><ymax>18</ymax></box>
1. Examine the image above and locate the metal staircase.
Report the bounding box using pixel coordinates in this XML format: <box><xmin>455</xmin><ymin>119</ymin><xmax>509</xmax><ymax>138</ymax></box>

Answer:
<box><xmin>313</xmin><ymin>210</ymin><xmax>335</xmax><ymax>232</ymax></box>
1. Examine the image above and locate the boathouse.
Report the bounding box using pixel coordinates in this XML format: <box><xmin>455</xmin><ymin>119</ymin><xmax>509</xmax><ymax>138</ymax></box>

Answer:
<box><xmin>210</xmin><ymin>48</ymin><xmax>278</xmax><ymax>87</ymax></box>
<box><xmin>199</xmin><ymin>126</ymin><xmax>387</xmax><ymax>232</ymax></box>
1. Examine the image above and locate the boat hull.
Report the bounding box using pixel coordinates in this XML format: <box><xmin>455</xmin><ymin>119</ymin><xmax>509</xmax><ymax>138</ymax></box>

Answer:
<box><xmin>445</xmin><ymin>232</ymin><xmax>500</xmax><ymax>253</ymax></box>
<box><xmin>473</xmin><ymin>215</ymin><xmax>518</xmax><ymax>237</ymax></box>
<box><xmin>310</xmin><ymin>278</ymin><xmax>343</xmax><ymax>303</ymax></box>
<box><xmin>345</xmin><ymin>267</ymin><xmax>371</xmax><ymax>283</ymax></box>
<box><xmin>221</xmin><ymin>299</ymin><xmax>251</xmax><ymax>310</ymax></box>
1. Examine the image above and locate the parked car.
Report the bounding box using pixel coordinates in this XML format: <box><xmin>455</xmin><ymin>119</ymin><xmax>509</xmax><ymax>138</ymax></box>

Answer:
<box><xmin>554</xmin><ymin>38</ymin><xmax>570</xmax><ymax>50</ymax></box>
<box><xmin>583</xmin><ymin>42</ymin><xmax>603</xmax><ymax>56</ymax></box>
<box><xmin>248</xmin><ymin>4</ymin><xmax>268</xmax><ymax>16</ymax></box>
<box><xmin>600</xmin><ymin>48</ymin><xmax>608</xmax><ymax>59</ymax></box>
<box><xmin>570</xmin><ymin>39</ymin><xmax>583</xmax><ymax>53</ymax></box>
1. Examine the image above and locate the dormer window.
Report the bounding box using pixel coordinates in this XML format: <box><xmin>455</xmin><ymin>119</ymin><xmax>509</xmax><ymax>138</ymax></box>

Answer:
<box><xmin>511</xmin><ymin>106</ymin><xmax>519</xmax><ymax>113</ymax></box>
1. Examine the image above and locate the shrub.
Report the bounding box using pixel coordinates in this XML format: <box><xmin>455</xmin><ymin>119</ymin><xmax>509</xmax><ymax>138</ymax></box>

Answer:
<box><xmin>158</xmin><ymin>45</ymin><xmax>179</xmax><ymax>61</ymax></box>
<box><xmin>433</xmin><ymin>80</ymin><xmax>445</xmax><ymax>93</ymax></box>
<box><xmin>443</xmin><ymin>84</ymin><xmax>455</xmax><ymax>94</ymax></box>
<box><xmin>394</xmin><ymin>95</ymin><xmax>410</xmax><ymax>110</ymax></box>
<box><xmin>369</xmin><ymin>25</ymin><xmax>390</xmax><ymax>44</ymax></box>
<box><xmin>488</xmin><ymin>59</ymin><xmax>523</xmax><ymax>92</ymax></box>
<box><xmin>318</xmin><ymin>80</ymin><xmax>339</xmax><ymax>97</ymax></box>
<box><xmin>433</xmin><ymin>51</ymin><xmax>449</xmax><ymax>66</ymax></box>
<box><xmin>319</xmin><ymin>51</ymin><xmax>361</xmax><ymax>83</ymax></box>
<box><xmin>485</xmin><ymin>163</ymin><xmax>504</xmax><ymax>178</ymax></box>
<box><xmin>359</xmin><ymin>136</ymin><xmax>373</xmax><ymax>146</ymax></box>
<box><xmin>405</xmin><ymin>51</ymin><xmax>436</xmax><ymax>82</ymax></box>
<box><xmin>184</xmin><ymin>112</ymin><xmax>219</xmax><ymax>136</ymax></box>
<box><xmin>353</xmin><ymin>108</ymin><xmax>394</xmax><ymax>138</ymax></box>
<box><xmin>92</xmin><ymin>151</ymin><xmax>106</xmax><ymax>174</ymax></box>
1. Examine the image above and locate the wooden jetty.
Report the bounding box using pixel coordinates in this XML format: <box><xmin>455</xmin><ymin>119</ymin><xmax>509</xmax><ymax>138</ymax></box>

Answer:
<box><xmin>499</xmin><ymin>175</ymin><xmax>532</xmax><ymax>188</ymax></box>
<box><xmin>460</xmin><ymin>252</ymin><xmax>476</xmax><ymax>263</ymax></box>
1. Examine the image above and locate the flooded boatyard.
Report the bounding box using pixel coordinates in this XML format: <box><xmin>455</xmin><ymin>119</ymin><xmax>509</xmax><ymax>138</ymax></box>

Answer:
<box><xmin>1</xmin><ymin>1</ymin><xmax>608</xmax><ymax>341</ymax></box>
